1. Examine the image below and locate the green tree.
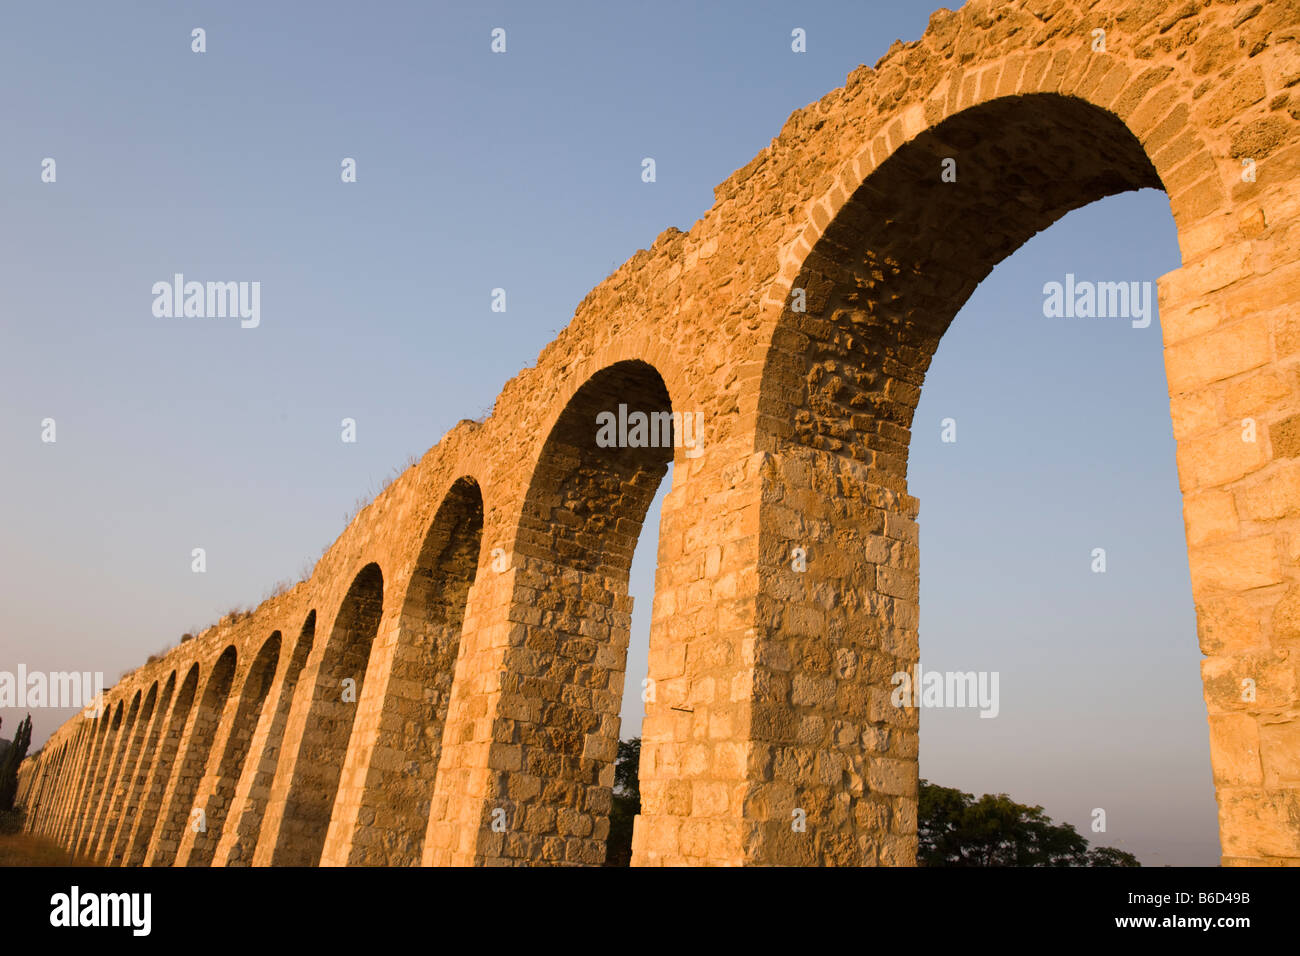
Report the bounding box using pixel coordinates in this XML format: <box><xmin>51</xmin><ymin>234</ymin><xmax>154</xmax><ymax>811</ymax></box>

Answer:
<box><xmin>0</xmin><ymin>714</ymin><xmax>33</xmax><ymax>812</ymax></box>
<box><xmin>599</xmin><ymin>747</ymin><xmax>1139</xmax><ymax>867</ymax></box>
<box><xmin>1085</xmin><ymin>844</ymin><xmax>1143</xmax><ymax>867</ymax></box>
<box><xmin>918</xmin><ymin>778</ymin><xmax>1140</xmax><ymax>866</ymax></box>
<box><xmin>604</xmin><ymin>738</ymin><xmax>640</xmax><ymax>866</ymax></box>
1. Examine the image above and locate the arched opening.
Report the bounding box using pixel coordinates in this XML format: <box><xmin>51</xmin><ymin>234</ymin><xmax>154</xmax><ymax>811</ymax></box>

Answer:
<box><xmin>763</xmin><ymin>94</ymin><xmax>1163</xmax><ymax>470</ymax></box>
<box><xmin>88</xmin><ymin>690</ymin><xmax>142</xmax><ymax>855</ymax></box>
<box><xmin>87</xmin><ymin>690</ymin><xmax>142</xmax><ymax>854</ymax></box>
<box><xmin>349</xmin><ymin>479</ymin><xmax>483</xmax><ymax>865</ymax></box>
<box><xmin>94</xmin><ymin>683</ymin><xmax>156</xmax><ymax>859</ymax></box>
<box><xmin>30</xmin><ymin>744</ymin><xmax>63</xmax><ymax>830</ymax></box>
<box><xmin>56</xmin><ymin>733</ymin><xmax>84</xmax><ymax>836</ymax></box>
<box><xmin>909</xmin><ymin>187</ymin><xmax>1213</xmax><ymax>864</ymax></box>
<box><xmin>127</xmin><ymin>666</ymin><xmax>196</xmax><ymax>866</ymax></box>
<box><xmin>72</xmin><ymin>700</ymin><xmax>122</xmax><ymax>854</ymax></box>
<box><xmin>65</xmin><ymin>712</ymin><xmax>111</xmax><ymax>846</ymax></box>
<box><xmin>753</xmin><ymin>92</ymin><xmax>1195</xmax><ymax>865</ymax></box>
<box><xmin>188</xmin><ymin>632</ymin><xmax>281</xmax><ymax>866</ymax></box>
<box><xmin>46</xmin><ymin>738</ymin><xmax>73</xmax><ymax>839</ymax></box>
<box><xmin>28</xmin><ymin>745</ymin><xmax>53</xmax><ymax>823</ymax></box>
<box><xmin>150</xmin><ymin>648</ymin><xmax>236</xmax><ymax>866</ymax></box>
<box><xmin>41</xmin><ymin>745</ymin><xmax>65</xmax><ymax>825</ymax></box>
<box><xmin>223</xmin><ymin>612</ymin><xmax>315</xmax><ymax>865</ymax></box>
<box><xmin>52</xmin><ymin>736</ymin><xmax>77</xmax><ymax>835</ymax></box>
<box><xmin>107</xmin><ymin>673</ymin><xmax>175</xmax><ymax>865</ymax></box>
<box><xmin>273</xmin><ymin>566</ymin><xmax>382</xmax><ymax>865</ymax></box>
<box><xmin>609</xmin><ymin>466</ymin><xmax>673</xmax><ymax>865</ymax></box>
<box><xmin>50</xmin><ymin>745</ymin><xmax>69</xmax><ymax>822</ymax></box>
<box><xmin>499</xmin><ymin>359</ymin><xmax>676</xmax><ymax>864</ymax></box>
<box><xmin>61</xmin><ymin>723</ymin><xmax>99</xmax><ymax>844</ymax></box>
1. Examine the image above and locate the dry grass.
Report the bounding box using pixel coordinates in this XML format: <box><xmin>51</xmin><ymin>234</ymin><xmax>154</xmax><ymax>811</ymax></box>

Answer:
<box><xmin>0</xmin><ymin>831</ymin><xmax>101</xmax><ymax>867</ymax></box>
<box><xmin>335</xmin><ymin>452</ymin><xmax>422</xmax><ymax>541</ymax></box>
<box><xmin>146</xmin><ymin>450</ymin><xmax>428</xmax><ymax>654</ymax></box>
<box><xmin>261</xmin><ymin>579</ymin><xmax>293</xmax><ymax>603</ymax></box>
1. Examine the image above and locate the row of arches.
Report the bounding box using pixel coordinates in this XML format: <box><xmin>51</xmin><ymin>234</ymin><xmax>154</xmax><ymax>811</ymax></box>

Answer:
<box><xmin>17</xmin><ymin>358</ymin><xmax>687</xmax><ymax>867</ymax></box>
<box><xmin>15</xmin><ymin>0</ymin><xmax>1300</xmax><ymax>864</ymax></box>
<box><xmin>19</xmin><ymin>476</ymin><xmax>490</xmax><ymax>867</ymax></box>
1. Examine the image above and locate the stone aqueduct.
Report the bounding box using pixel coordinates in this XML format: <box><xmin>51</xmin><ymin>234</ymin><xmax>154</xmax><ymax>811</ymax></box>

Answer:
<box><xmin>15</xmin><ymin>0</ymin><xmax>1300</xmax><ymax>866</ymax></box>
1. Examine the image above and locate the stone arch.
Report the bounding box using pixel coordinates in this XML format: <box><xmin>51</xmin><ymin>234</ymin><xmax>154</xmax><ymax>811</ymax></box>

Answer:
<box><xmin>25</xmin><ymin>743</ymin><xmax>51</xmax><ymax>830</ymax></box>
<box><xmin>107</xmin><ymin>673</ymin><xmax>175</xmax><ymax>865</ymax></box>
<box><xmin>739</xmin><ymin>23</ymin><xmax>1297</xmax><ymax>861</ymax></box>
<box><xmin>42</xmin><ymin>739</ymin><xmax>64</xmax><ymax>835</ymax></box>
<box><xmin>57</xmin><ymin>731</ymin><xmax>88</xmax><ymax>837</ymax></box>
<box><xmin>92</xmin><ymin>683</ymin><xmax>158</xmax><ymax>859</ymax></box>
<box><xmin>219</xmin><ymin>612</ymin><xmax>316</xmax><ymax>865</ymax></box>
<box><xmin>750</xmin><ymin>99</ymin><xmax>1173</xmax><ymax>865</ymax></box>
<box><xmin>343</xmin><ymin>478</ymin><xmax>484</xmax><ymax>865</ymax></box>
<box><xmin>84</xmin><ymin>690</ymin><xmax>141</xmax><ymax>855</ymax></box>
<box><xmin>52</xmin><ymin>743</ymin><xmax>70</xmax><ymax>813</ymax></box>
<box><xmin>187</xmin><ymin>632</ymin><xmax>281</xmax><ymax>866</ymax></box>
<box><xmin>71</xmin><ymin>699</ymin><xmax>122</xmax><ymax>853</ymax></box>
<box><xmin>52</xmin><ymin>723</ymin><xmax>96</xmax><ymax>845</ymax></box>
<box><xmin>272</xmin><ymin>566</ymin><xmax>383</xmax><ymax>865</ymax></box>
<box><xmin>57</xmin><ymin>741</ymin><xmax>72</xmax><ymax>810</ymax></box>
<box><xmin>126</xmin><ymin>666</ymin><xmax>195</xmax><ymax>865</ymax></box>
<box><xmin>44</xmin><ymin>744</ymin><xmax>68</xmax><ymax>824</ymax></box>
<box><xmin>29</xmin><ymin>743</ymin><xmax>64</xmax><ymax>828</ymax></box>
<box><xmin>148</xmin><ymin>650</ymin><xmax>236</xmax><ymax>866</ymax></box>
<box><xmin>29</xmin><ymin>744</ymin><xmax>54</xmax><ymax>820</ymax></box>
<box><xmin>485</xmin><ymin>359</ymin><xmax>677</xmax><ymax>864</ymax></box>
<box><xmin>761</xmin><ymin>93</ymin><xmax>1165</xmax><ymax>470</ymax></box>
<box><xmin>87</xmin><ymin>689</ymin><xmax>143</xmax><ymax>854</ymax></box>
<box><xmin>62</xmin><ymin>707</ymin><xmax>108</xmax><ymax>846</ymax></box>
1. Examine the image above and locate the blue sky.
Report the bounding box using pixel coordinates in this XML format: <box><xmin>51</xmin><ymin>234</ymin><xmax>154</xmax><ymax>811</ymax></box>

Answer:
<box><xmin>0</xmin><ymin>1</ymin><xmax>1216</xmax><ymax>864</ymax></box>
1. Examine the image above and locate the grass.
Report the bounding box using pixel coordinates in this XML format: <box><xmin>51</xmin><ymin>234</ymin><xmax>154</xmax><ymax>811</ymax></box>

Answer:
<box><xmin>138</xmin><ymin>449</ymin><xmax>428</xmax><ymax>669</ymax></box>
<box><xmin>0</xmin><ymin>831</ymin><xmax>101</xmax><ymax>867</ymax></box>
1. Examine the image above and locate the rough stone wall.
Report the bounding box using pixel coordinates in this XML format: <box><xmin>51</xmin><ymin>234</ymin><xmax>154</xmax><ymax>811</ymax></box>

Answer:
<box><xmin>17</xmin><ymin>0</ymin><xmax>1300</xmax><ymax>866</ymax></box>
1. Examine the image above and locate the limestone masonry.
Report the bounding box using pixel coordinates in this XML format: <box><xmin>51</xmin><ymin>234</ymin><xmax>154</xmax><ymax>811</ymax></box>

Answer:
<box><xmin>16</xmin><ymin>0</ymin><xmax>1300</xmax><ymax>865</ymax></box>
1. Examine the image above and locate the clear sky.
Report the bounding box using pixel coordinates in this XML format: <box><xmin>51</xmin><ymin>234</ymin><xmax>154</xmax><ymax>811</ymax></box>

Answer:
<box><xmin>0</xmin><ymin>1</ymin><xmax>1216</xmax><ymax>864</ymax></box>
